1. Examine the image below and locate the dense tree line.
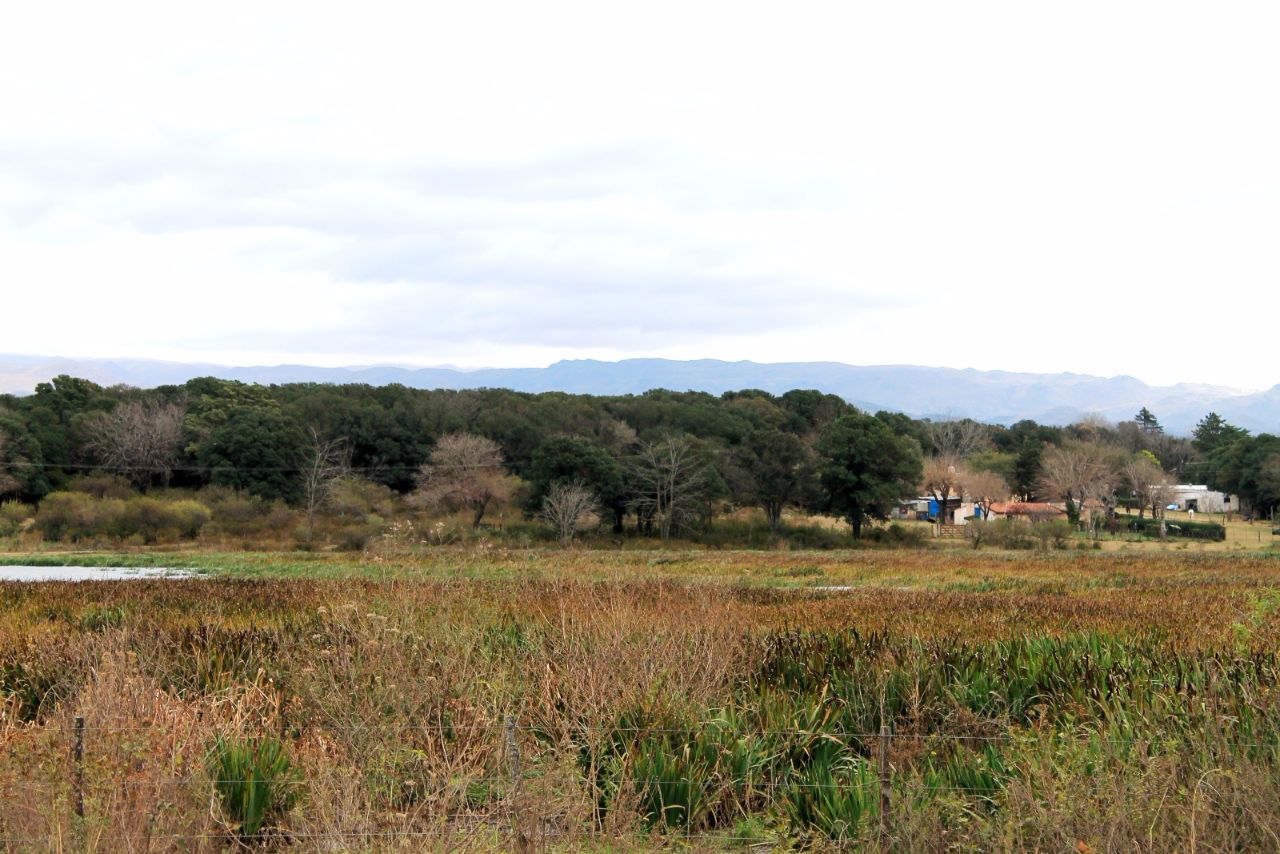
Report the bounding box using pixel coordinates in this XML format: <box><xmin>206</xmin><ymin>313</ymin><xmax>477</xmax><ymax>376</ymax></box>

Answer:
<box><xmin>0</xmin><ymin>376</ymin><xmax>1276</xmax><ymax>541</ymax></box>
<box><xmin>1192</xmin><ymin>414</ymin><xmax>1280</xmax><ymax>517</ymax></box>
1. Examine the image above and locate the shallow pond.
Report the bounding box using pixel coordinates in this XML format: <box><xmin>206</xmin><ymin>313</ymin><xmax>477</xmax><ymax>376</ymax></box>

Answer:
<box><xmin>0</xmin><ymin>566</ymin><xmax>194</xmax><ymax>581</ymax></box>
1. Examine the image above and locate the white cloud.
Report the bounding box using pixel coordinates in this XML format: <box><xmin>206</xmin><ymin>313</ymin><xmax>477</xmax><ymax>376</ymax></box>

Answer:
<box><xmin>0</xmin><ymin>1</ymin><xmax>1277</xmax><ymax>389</ymax></box>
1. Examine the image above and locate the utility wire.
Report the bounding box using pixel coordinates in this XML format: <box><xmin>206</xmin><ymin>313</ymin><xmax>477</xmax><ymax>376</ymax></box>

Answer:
<box><xmin>0</xmin><ymin>460</ymin><xmax>508</xmax><ymax>473</ymax></box>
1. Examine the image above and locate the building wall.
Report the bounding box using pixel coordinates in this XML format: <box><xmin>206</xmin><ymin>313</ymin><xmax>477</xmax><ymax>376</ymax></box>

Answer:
<box><xmin>1168</xmin><ymin>486</ymin><xmax>1233</xmax><ymax>513</ymax></box>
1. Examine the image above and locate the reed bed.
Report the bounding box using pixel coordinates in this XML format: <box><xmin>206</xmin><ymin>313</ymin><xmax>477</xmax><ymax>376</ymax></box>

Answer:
<box><xmin>1</xmin><ymin>552</ymin><xmax>1280</xmax><ymax>850</ymax></box>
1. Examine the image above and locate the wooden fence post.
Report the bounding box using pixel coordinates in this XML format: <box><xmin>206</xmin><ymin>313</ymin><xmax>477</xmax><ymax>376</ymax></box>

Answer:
<box><xmin>72</xmin><ymin>715</ymin><xmax>85</xmax><ymax>851</ymax></box>
<box><xmin>878</xmin><ymin>723</ymin><xmax>891</xmax><ymax>846</ymax></box>
<box><xmin>505</xmin><ymin>714</ymin><xmax>531</xmax><ymax>853</ymax></box>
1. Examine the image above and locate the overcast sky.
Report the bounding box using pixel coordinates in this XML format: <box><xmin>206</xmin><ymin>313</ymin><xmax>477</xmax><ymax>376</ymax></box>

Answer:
<box><xmin>1</xmin><ymin>2</ymin><xmax>1277</xmax><ymax>389</ymax></box>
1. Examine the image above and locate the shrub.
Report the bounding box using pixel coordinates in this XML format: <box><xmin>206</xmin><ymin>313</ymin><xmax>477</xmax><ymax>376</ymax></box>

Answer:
<box><xmin>117</xmin><ymin>496</ymin><xmax>171</xmax><ymax>542</ymax></box>
<box><xmin>679</xmin><ymin>519</ymin><xmax>776</xmax><ymax>549</ymax></box>
<box><xmin>782</xmin><ymin>524</ymin><xmax>864</xmax><ymax>549</ymax></box>
<box><xmin>1033</xmin><ymin>518</ymin><xmax>1075</xmax><ymax>549</ymax></box>
<box><xmin>33</xmin><ymin>492</ymin><xmax>213</xmax><ymax>543</ymax></box>
<box><xmin>1128</xmin><ymin>517</ymin><xmax>1226</xmax><ymax>541</ymax></box>
<box><xmin>968</xmin><ymin>518</ymin><xmax>1037</xmax><ymax>550</ymax></box>
<box><xmin>202</xmin><ymin>487</ymin><xmax>294</xmax><ymax>538</ymax></box>
<box><xmin>863</xmin><ymin>522</ymin><xmax>929</xmax><ymax>547</ymax></box>
<box><xmin>326</xmin><ymin>476</ymin><xmax>396</xmax><ymax>519</ymax></box>
<box><xmin>65</xmin><ymin>473</ymin><xmax>134</xmax><ymax>499</ymax></box>
<box><xmin>967</xmin><ymin>517</ymin><xmax>1073</xmax><ymax>550</ymax></box>
<box><xmin>0</xmin><ymin>499</ymin><xmax>33</xmax><ymax>536</ymax></box>
<box><xmin>33</xmin><ymin>492</ymin><xmax>103</xmax><ymax>542</ymax></box>
<box><xmin>335</xmin><ymin>516</ymin><xmax>385</xmax><ymax>552</ymax></box>
<box><xmin>167</xmin><ymin>499</ymin><xmax>213</xmax><ymax>538</ymax></box>
<box><xmin>207</xmin><ymin>735</ymin><xmax>301</xmax><ymax>838</ymax></box>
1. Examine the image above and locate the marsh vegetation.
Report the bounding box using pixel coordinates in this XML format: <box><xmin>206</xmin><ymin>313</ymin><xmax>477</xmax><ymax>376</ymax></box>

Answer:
<box><xmin>2</xmin><ymin>551</ymin><xmax>1280</xmax><ymax>850</ymax></box>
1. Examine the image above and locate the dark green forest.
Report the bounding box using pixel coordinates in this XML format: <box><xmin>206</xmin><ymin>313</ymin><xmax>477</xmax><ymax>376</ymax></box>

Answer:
<box><xmin>0</xmin><ymin>375</ymin><xmax>1275</xmax><ymax>546</ymax></box>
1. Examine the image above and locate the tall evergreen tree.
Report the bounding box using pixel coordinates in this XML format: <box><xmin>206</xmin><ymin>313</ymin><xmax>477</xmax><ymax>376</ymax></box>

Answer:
<box><xmin>1134</xmin><ymin>407</ymin><xmax>1163</xmax><ymax>435</ymax></box>
<box><xmin>1192</xmin><ymin>412</ymin><xmax>1247</xmax><ymax>453</ymax></box>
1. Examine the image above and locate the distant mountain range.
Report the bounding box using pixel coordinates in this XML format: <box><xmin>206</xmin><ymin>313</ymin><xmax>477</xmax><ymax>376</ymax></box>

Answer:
<box><xmin>1</xmin><ymin>354</ymin><xmax>1276</xmax><ymax>435</ymax></box>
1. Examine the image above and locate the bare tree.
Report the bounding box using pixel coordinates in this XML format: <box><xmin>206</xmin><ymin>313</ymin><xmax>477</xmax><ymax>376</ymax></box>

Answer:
<box><xmin>1121</xmin><ymin>455</ymin><xmax>1166</xmax><ymax>520</ymax></box>
<box><xmin>1037</xmin><ymin>443</ymin><xmax>1112</xmax><ymax>526</ymax></box>
<box><xmin>302</xmin><ymin>428</ymin><xmax>350</xmax><ymax>546</ymax></box>
<box><xmin>1065</xmin><ymin>413</ymin><xmax>1116</xmax><ymax>447</ymax></box>
<box><xmin>921</xmin><ymin>454</ymin><xmax>968</xmax><ymax>525</ymax></box>
<box><xmin>1119</xmin><ymin>454</ymin><xmax>1174</xmax><ymax>536</ymax></box>
<box><xmin>412</xmin><ymin>433</ymin><xmax>514</xmax><ymax>528</ymax></box>
<box><xmin>925</xmin><ymin>416</ymin><xmax>990</xmax><ymax>460</ymax></box>
<box><xmin>541</xmin><ymin>480</ymin><xmax>599</xmax><ymax>545</ymax></box>
<box><xmin>966</xmin><ymin>469</ymin><xmax>1010</xmax><ymax>520</ymax></box>
<box><xmin>630</xmin><ymin>436</ymin><xmax>712</xmax><ymax>539</ymax></box>
<box><xmin>86</xmin><ymin>399</ymin><xmax>185</xmax><ymax>489</ymax></box>
<box><xmin>1149</xmin><ymin>479</ymin><xmax>1176</xmax><ymax>521</ymax></box>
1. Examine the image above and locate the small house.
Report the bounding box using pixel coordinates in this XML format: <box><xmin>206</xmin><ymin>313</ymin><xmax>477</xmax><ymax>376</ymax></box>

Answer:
<box><xmin>891</xmin><ymin>498</ymin><xmax>934</xmax><ymax>521</ymax></box>
<box><xmin>986</xmin><ymin>502</ymin><xmax>1066</xmax><ymax>522</ymax></box>
<box><xmin>893</xmin><ymin>496</ymin><xmax>977</xmax><ymax>524</ymax></box>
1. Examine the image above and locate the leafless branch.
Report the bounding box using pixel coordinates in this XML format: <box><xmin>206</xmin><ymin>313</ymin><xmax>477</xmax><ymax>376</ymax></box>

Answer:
<box><xmin>412</xmin><ymin>433</ymin><xmax>514</xmax><ymax>528</ymax></box>
<box><xmin>541</xmin><ymin>480</ymin><xmax>600</xmax><ymax>545</ymax></box>
<box><xmin>86</xmin><ymin>399</ymin><xmax>185</xmax><ymax>488</ymax></box>
<box><xmin>629</xmin><ymin>436</ymin><xmax>711</xmax><ymax>539</ymax></box>
<box><xmin>302</xmin><ymin>428</ymin><xmax>351</xmax><ymax>545</ymax></box>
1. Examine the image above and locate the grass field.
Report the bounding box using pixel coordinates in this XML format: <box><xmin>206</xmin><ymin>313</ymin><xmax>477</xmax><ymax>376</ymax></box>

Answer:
<box><xmin>3</xmin><ymin>547</ymin><xmax>1280</xmax><ymax>851</ymax></box>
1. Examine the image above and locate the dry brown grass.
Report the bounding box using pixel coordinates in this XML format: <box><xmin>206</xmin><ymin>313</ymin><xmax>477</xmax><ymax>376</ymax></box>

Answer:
<box><xmin>1</xmin><ymin>551</ymin><xmax>1280</xmax><ymax>850</ymax></box>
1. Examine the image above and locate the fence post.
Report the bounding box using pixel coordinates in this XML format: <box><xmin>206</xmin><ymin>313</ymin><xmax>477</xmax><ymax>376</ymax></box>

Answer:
<box><xmin>878</xmin><ymin>723</ymin><xmax>891</xmax><ymax>846</ymax></box>
<box><xmin>505</xmin><ymin>714</ymin><xmax>531</xmax><ymax>853</ymax></box>
<box><xmin>72</xmin><ymin>715</ymin><xmax>85</xmax><ymax>850</ymax></box>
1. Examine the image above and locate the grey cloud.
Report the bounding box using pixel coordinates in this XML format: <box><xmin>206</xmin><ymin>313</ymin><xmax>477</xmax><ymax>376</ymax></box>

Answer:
<box><xmin>1</xmin><ymin>131</ymin><xmax>881</xmax><ymax>357</ymax></box>
<box><xmin>206</xmin><ymin>274</ymin><xmax>846</xmax><ymax>355</ymax></box>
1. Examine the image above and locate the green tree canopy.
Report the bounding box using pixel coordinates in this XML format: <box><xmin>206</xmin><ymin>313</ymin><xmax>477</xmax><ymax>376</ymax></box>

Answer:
<box><xmin>1209</xmin><ymin>433</ymin><xmax>1280</xmax><ymax>516</ymax></box>
<box><xmin>992</xmin><ymin>420</ymin><xmax>1064</xmax><ymax>453</ymax></box>
<box><xmin>1192</xmin><ymin>412</ymin><xmax>1248</xmax><ymax>454</ymax></box>
<box><xmin>730</xmin><ymin>429</ymin><xmax>815</xmax><ymax>532</ymax></box>
<box><xmin>816</xmin><ymin>413</ymin><xmax>923</xmax><ymax>538</ymax></box>
<box><xmin>526</xmin><ymin>436</ymin><xmax>626</xmax><ymax>531</ymax></box>
<box><xmin>1135</xmin><ymin>407</ymin><xmax>1163</xmax><ymax>435</ymax></box>
<box><xmin>277</xmin><ymin>383</ymin><xmax>432</xmax><ymax>491</ymax></box>
<box><xmin>194</xmin><ymin>406</ymin><xmax>308</xmax><ymax>502</ymax></box>
<box><xmin>778</xmin><ymin>389</ymin><xmax>853</xmax><ymax>435</ymax></box>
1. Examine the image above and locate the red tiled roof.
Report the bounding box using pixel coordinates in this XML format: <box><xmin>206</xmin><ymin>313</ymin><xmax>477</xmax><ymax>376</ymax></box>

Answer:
<box><xmin>988</xmin><ymin>502</ymin><xmax>1065</xmax><ymax>518</ymax></box>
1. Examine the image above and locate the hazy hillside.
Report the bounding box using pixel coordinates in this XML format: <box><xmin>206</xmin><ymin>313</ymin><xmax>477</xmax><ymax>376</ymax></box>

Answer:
<box><xmin>1</xmin><ymin>354</ymin><xmax>1273</xmax><ymax>434</ymax></box>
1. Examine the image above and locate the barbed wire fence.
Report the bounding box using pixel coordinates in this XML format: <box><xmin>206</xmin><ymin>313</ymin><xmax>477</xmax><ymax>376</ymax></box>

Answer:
<box><xmin>0</xmin><ymin>712</ymin><xmax>1259</xmax><ymax>851</ymax></box>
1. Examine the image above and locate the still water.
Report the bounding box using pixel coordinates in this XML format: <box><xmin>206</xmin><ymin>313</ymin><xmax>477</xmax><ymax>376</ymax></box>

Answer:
<box><xmin>0</xmin><ymin>566</ymin><xmax>193</xmax><ymax>581</ymax></box>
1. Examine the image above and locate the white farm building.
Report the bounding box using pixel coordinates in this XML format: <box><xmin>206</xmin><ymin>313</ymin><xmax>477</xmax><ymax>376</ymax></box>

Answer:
<box><xmin>1168</xmin><ymin>485</ymin><xmax>1237</xmax><ymax>513</ymax></box>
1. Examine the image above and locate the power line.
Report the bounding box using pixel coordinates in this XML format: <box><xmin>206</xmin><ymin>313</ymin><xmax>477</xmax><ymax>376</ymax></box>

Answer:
<box><xmin>0</xmin><ymin>459</ymin><xmax>508</xmax><ymax>474</ymax></box>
